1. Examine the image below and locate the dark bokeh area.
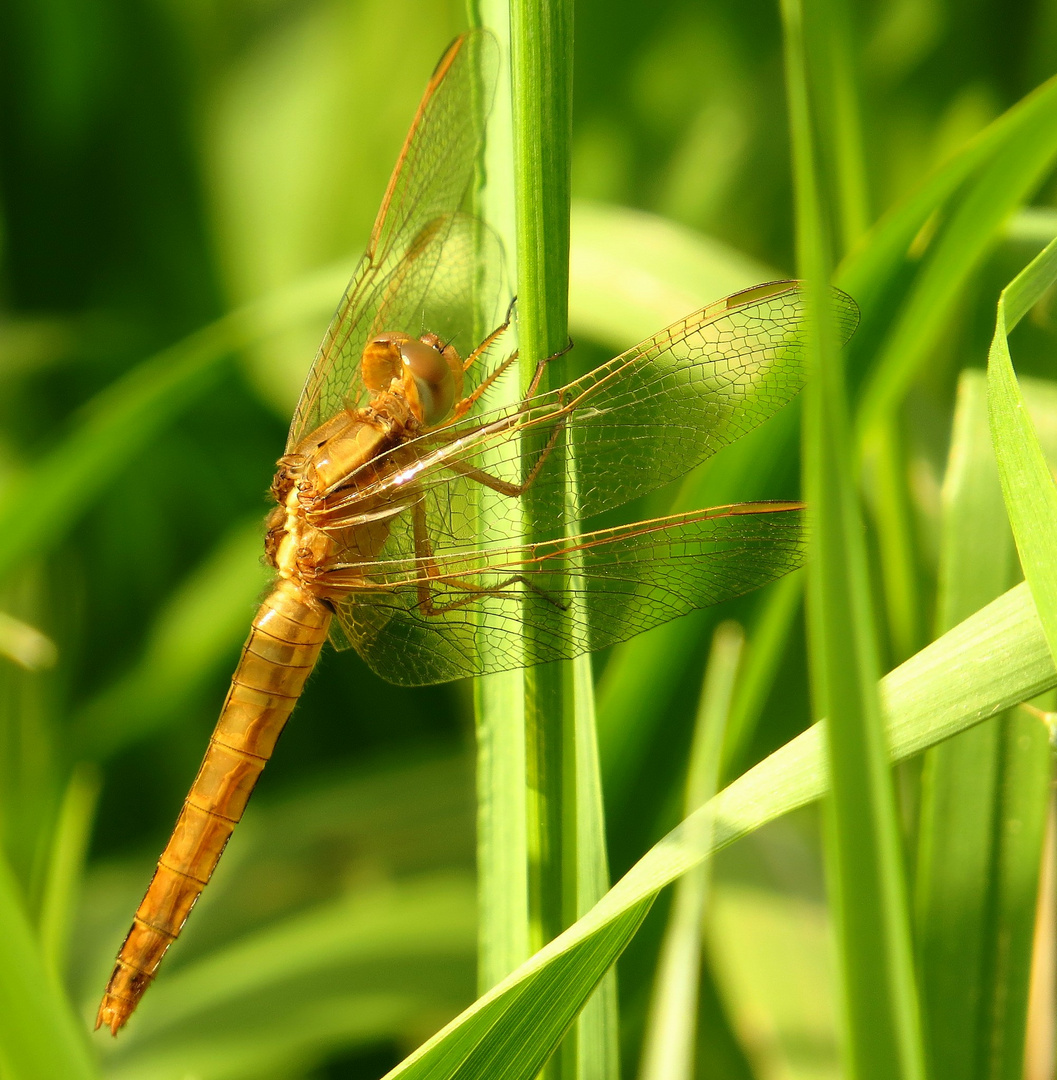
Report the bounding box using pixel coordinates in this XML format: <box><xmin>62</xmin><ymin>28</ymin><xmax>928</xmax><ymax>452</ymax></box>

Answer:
<box><xmin>1</xmin><ymin>0</ymin><xmax>1056</xmax><ymax>1077</ymax></box>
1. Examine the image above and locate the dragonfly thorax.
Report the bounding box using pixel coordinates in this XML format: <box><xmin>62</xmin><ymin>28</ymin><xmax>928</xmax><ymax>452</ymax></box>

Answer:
<box><xmin>265</xmin><ymin>398</ymin><xmax>419</xmax><ymax>586</ymax></box>
<box><xmin>281</xmin><ymin>399</ymin><xmax>413</xmax><ymax>502</ymax></box>
<box><xmin>266</xmin><ymin>481</ymin><xmax>334</xmax><ymax>584</ymax></box>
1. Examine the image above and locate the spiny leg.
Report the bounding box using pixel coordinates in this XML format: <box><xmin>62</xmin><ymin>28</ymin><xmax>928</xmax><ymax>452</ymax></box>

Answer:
<box><xmin>524</xmin><ymin>337</ymin><xmax>574</xmax><ymax>399</ymax></box>
<box><xmin>447</xmin><ymin>299</ymin><xmax>520</xmax><ymax>421</ymax></box>
<box><xmin>450</xmin><ymin>350</ymin><xmax>519</xmax><ymax>421</ymax></box>
<box><xmin>443</xmin><ymin>411</ymin><xmax>567</xmax><ymax>497</ymax></box>
<box><xmin>460</xmin><ymin>295</ymin><xmax>518</xmax><ymax>374</ymax></box>
<box><xmin>450</xmin><ymin>323</ymin><xmax>573</xmax><ymax>422</ymax></box>
<box><xmin>415</xmin><ymin>571</ymin><xmax>568</xmax><ymax>617</ymax></box>
<box><xmin>410</xmin><ymin>492</ymin><xmax>565</xmax><ymax>616</ymax></box>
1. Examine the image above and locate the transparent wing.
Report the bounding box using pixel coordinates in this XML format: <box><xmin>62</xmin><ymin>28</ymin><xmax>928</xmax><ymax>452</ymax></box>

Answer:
<box><xmin>287</xmin><ymin>29</ymin><xmax>501</xmax><ymax>449</ymax></box>
<box><xmin>325</xmin><ymin>504</ymin><xmax>804</xmax><ymax>685</ymax></box>
<box><xmin>310</xmin><ymin>281</ymin><xmax>859</xmax><ymax>549</ymax></box>
<box><xmin>366</xmin><ymin>210</ymin><xmax>509</xmax><ymax>369</ymax></box>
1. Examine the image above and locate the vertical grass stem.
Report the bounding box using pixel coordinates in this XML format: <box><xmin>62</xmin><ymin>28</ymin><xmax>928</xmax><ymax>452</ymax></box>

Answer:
<box><xmin>781</xmin><ymin>0</ymin><xmax>927</xmax><ymax>1076</ymax></box>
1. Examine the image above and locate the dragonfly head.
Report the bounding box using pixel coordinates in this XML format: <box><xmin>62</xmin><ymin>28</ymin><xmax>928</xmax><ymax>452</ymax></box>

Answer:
<box><xmin>362</xmin><ymin>332</ymin><xmax>463</xmax><ymax>427</ymax></box>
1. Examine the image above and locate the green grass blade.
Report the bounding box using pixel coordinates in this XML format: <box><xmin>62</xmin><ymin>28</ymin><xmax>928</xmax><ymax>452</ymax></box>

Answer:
<box><xmin>0</xmin><ymin>611</ymin><xmax>57</xmax><ymax>671</ymax></box>
<box><xmin>511</xmin><ymin>0</ymin><xmax>572</xmax><ymax>369</ymax></box>
<box><xmin>511</xmin><ymin>1</ymin><xmax>574</xmax><ymax>973</ymax></box>
<box><xmin>510</xmin><ymin>0</ymin><xmax>573</xmax><ymax>941</ymax></box>
<box><xmin>1022</xmin><ymin>789</ymin><xmax>1057</xmax><ymax>1079</ymax></box>
<box><xmin>638</xmin><ymin>622</ymin><xmax>743</xmax><ymax>1080</ymax></box>
<box><xmin>38</xmin><ymin>764</ymin><xmax>100</xmax><ymax>976</ymax></box>
<box><xmin>782</xmin><ymin>1</ymin><xmax>925</xmax><ymax>1077</ymax></box>
<box><xmin>72</xmin><ymin>517</ymin><xmax>268</xmax><ymax>760</ymax></box>
<box><xmin>938</xmin><ymin>373</ymin><xmax>1020</xmax><ymax>629</ymax></box>
<box><xmin>983</xmin><ymin>719</ymin><xmax>1052</xmax><ymax>1080</ymax></box>
<box><xmin>916</xmin><ymin>379</ymin><xmax>1014</xmax><ymax>1078</ymax></box>
<box><xmin>474</xmin><ymin>657</ymin><xmax>531</xmax><ymax>986</ymax></box>
<box><xmin>511</xmin><ymin>5</ymin><xmax>615</xmax><ymax>1078</ymax></box>
<box><xmin>594</xmin><ymin>74</ymin><xmax>1057</xmax><ymax>827</ymax></box>
<box><xmin>721</xmin><ymin>571</ymin><xmax>804</xmax><ymax>784</ymax></box>
<box><xmin>469</xmin><ymin>0</ymin><xmax>531</xmax><ymax>995</ymax></box>
<box><xmin>988</xmin><ymin>235</ymin><xmax>1057</xmax><ymax>662</ymax></box>
<box><xmin>376</xmin><ymin>580</ymin><xmax>1057</xmax><ymax>1080</ymax></box>
<box><xmin>834</xmin><ymin>73</ymin><xmax>1057</xmax><ymax>666</ymax></box>
<box><xmin>851</xmin><ymin>79</ymin><xmax>1057</xmax><ymax>433</ymax></box>
<box><xmin>863</xmin><ymin>416</ymin><xmax>924</xmax><ymax>660</ymax></box>
<box><xmin>102</xmin><ymin>873</ymin><xmax>478</xmax><ymax>1080</ymax></box>
<box><xmin>802</xmin><ymin>0</ymin><xmax>870</xmax><ymax>252</ymax></box>
<box><xmin>0</xmin><ymin>263</ymin><xmax>349</xmax><ymax>584</ymax></box>
<box><xmin>837</xmin><ymin>71</ymin><xmax>1057</xmax><ymax>357</ymax></box>
<box><xmin>0</xmin><ymin>847</ymin><xmax>99</xmax><ymax>1080</ymax></box>
<box><xmin>984</xmin><ymin>242</ymin><xmax>1057</xmax><ymax>1078</ymax></box>
<box><xmin>916</xmin><ymin>370</ymin><xmax>1051</xmax><ymax>1078</ymax></box>
<box><xmin>570</xmin><ymin>664</ymin><xmax>619</xmax><ymax>1080</ymax></box>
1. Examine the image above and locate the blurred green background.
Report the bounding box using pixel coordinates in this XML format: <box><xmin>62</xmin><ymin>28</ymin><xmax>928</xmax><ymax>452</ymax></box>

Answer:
<box><xmin>1</xmin><ymin>0</ymin><xmax>1055</xmax><ymax>1077</ymax></box>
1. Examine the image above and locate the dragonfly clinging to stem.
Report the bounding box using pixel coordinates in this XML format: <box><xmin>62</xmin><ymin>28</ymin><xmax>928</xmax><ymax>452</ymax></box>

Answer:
<box><xmin>96</xmin><ymin>27</ymin><xmax>858</xmax><ymax>1035</ymax></box>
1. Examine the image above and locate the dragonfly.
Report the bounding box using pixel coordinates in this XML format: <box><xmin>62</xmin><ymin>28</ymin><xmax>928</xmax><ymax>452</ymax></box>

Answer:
<box><xmin>96</xmin><ymin>28</ymin><xmax>858</xmax><ymax>1035</ymax></box>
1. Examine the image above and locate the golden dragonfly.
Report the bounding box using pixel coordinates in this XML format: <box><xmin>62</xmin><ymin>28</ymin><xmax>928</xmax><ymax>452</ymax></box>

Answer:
<box><xmin>96</xmin><ymin>28</ymin><xmax>858</xmax><ymax>1034</ymax></box>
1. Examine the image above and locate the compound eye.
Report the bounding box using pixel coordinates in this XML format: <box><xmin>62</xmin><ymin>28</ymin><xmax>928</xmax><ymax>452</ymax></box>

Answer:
<box><xmin>400</xmin><ymin>338</ymin><xmax>455</xmax><ymax>425</ymax></box>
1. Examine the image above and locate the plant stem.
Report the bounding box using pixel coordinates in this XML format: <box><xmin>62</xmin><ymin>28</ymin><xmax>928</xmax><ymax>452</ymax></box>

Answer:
<box><xmin>782</xmin><ymin>0</ymin><xmax>926</xmax><ymax>1076</ymax></box>
<box><xmin>511</xmin><ymin>0</ymin><xmax>574</xmax><ymax>956</ymax></box>
<box><xmin>511</xmin><ymin>5</ymin><xmax>619</xmax><ymax>1078</ymax></box>
<box><xmin>469</xmin><ymin>0</ymin><xmax>531</xmax><ymax>994</ymax></box>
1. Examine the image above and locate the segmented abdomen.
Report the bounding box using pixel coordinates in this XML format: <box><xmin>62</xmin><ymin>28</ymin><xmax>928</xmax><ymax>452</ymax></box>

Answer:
<box><xmin>96</xmin><ymin>578</ymin><xmax>331</xmax><ymax>1034</ymax></box>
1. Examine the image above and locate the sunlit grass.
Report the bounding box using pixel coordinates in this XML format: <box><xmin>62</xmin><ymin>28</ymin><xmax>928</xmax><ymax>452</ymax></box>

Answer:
<box><xmin>0</xmin><ymin>1</ymin><xmax>1056</xmax><ymax>1079</ymax></box>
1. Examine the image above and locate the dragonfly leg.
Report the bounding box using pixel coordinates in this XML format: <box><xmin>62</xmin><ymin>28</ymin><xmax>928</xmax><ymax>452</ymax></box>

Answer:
<box><xmin>447</xmin><ymin>300</ymin><xmax>522</xmax><ymax>421</ymax></box>
<box><xmin>451</xmin><ymin>315</ymin><xmax>572</xmax><ymax>422</ymax></box>
<box><xmin>460</xmin><ymin>295</ymin><xmax>517</xmax><ymax>373</ymax></box>
<box><xmin>414</xmin><ymin>571</ymin><xmax>567</xmax><ymax>616</ymax></box>
<box><xmin>410</xmin><ymin>493</ymin><xmax>566</xmax><ymax>615</ymax></box>
<box><xmin>443</xmin><ymin>413</ymin><xmax>567</xmax><ymax>497</ymax></box>
<box><xmin>449</xmin><ymin>349</ymin><xmax>520</xmax><ymax>421</ymax></box>
<box><xmin>524</xmin><ymin>337</ymin><xmax>574</xmax><ymax>398</ymax></box>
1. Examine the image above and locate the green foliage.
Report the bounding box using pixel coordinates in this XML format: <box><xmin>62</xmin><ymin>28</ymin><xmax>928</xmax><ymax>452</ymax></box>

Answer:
<box><xmin>638</xmin><ymin>622</ymin><xmax>742</xmax><ymax>1080</ymax></box>
<box><xmin>1</xmin><ymin>1</ymin><xmax>1056</xmax><ymax>1078</ymax></box>
<box><xmin>783</xmin><ymin>0</ymin><xmax>925</xmax><ymax>1075</ymax></box>
<box><xmin>0</xmin><ymin>847</ymin><xmax>97</xmax><ymax>1079</ymax></box>
<box><xmin>988</xmin><ymin>236</ymin><xmax>1057</xmax><ymax>661</ymax></box>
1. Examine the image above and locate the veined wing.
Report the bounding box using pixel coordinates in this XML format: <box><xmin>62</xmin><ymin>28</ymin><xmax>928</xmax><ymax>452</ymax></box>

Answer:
<box><xmin>324</xmin><ymin>503</ymin><xmax>804</xmax><ymax>684</ymax></box>
<box><xmin>287</xmin><ymin>29</ymin><xmax>501</xmax><ymax>449</ymax></box>
<box><xmin>313</xmin><ymin>281</ymin><xmax>859</xmax><ymax>552</ymax></box>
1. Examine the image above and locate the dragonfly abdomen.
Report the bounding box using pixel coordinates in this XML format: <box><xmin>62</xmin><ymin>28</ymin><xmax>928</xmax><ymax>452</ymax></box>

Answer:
<box><xmin>96</xmin><ymin>578</ymin><xmax>331</xmax><ymax>1034</ymax></box>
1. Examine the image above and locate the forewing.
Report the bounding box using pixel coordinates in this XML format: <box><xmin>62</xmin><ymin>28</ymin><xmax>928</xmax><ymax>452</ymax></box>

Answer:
<box><xmin>321</xmin><ymin>281</ymin><xmax>858</xmax><ymax>550</ymax></box>
<box><xmin>327</xmin><ymin>504</ymin><xmax>805</xmax><ymax>684</ymax></box>
<box><xmin>287</xmin><ymin>30</ymin><xmax>500</xmax><ymax>449</ymax></box>
<box><xmin>367</xmin><ymin>211</ymin><xmax>509</xmax><ymax>377</ymax></box>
